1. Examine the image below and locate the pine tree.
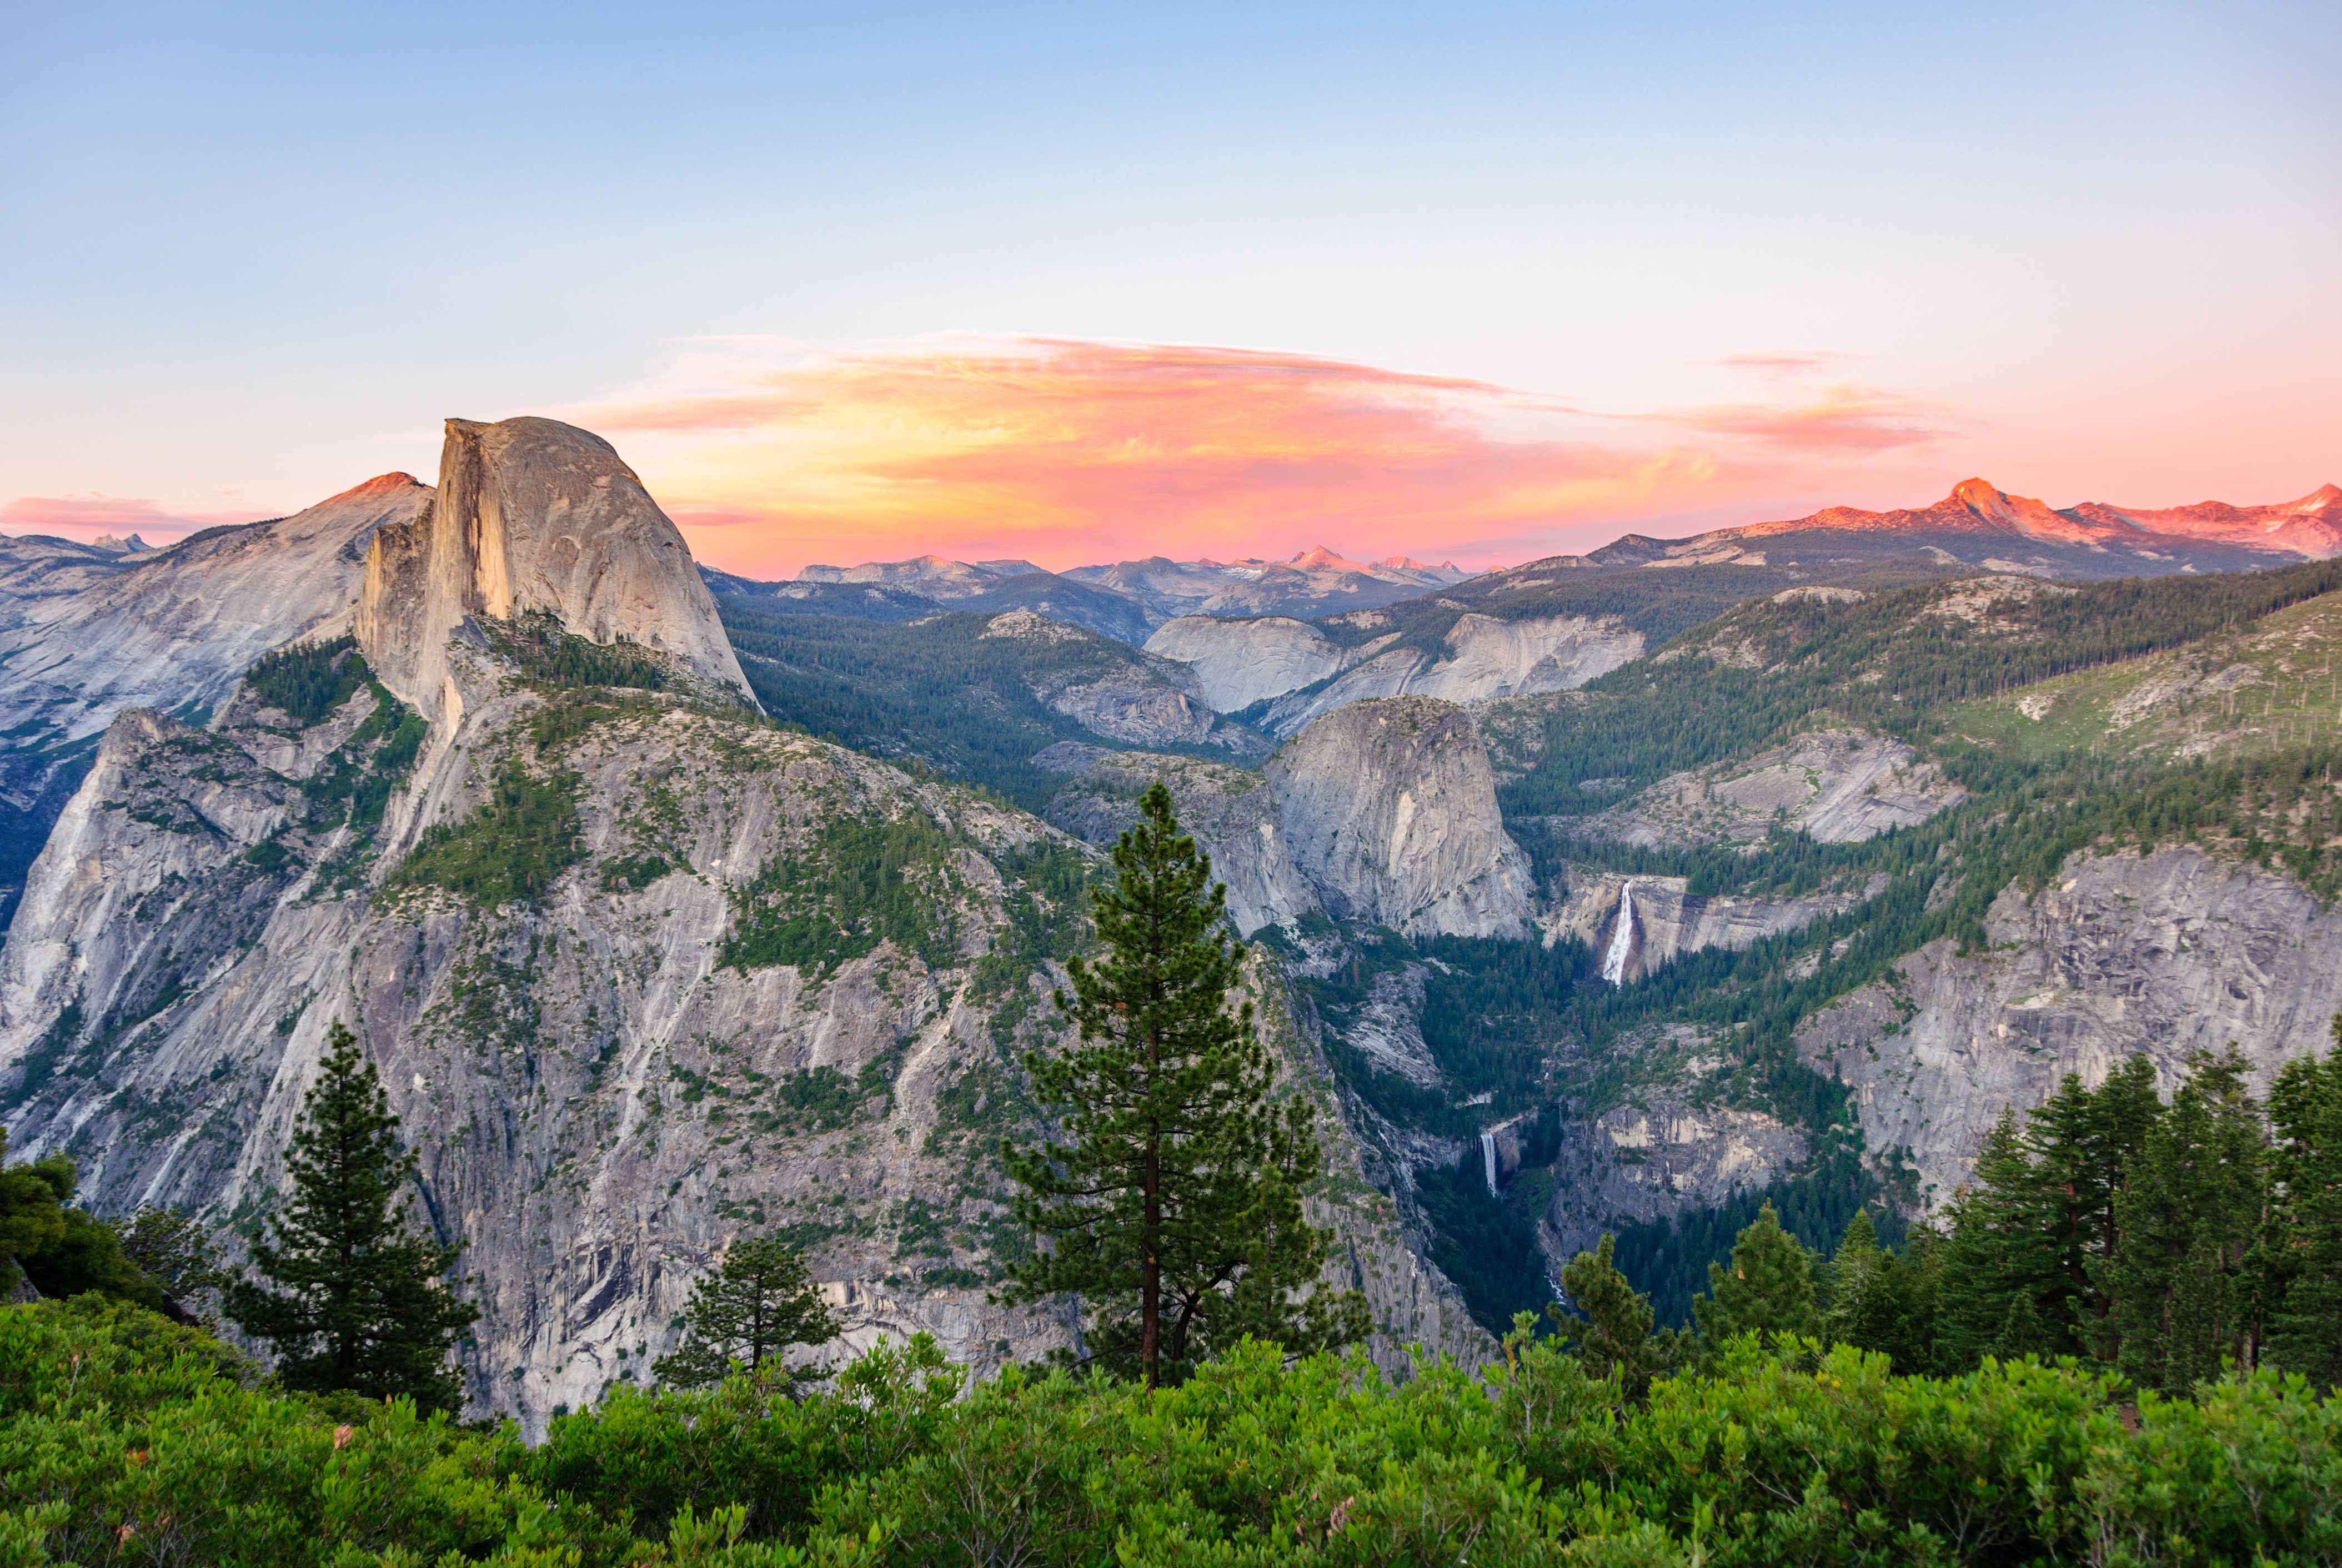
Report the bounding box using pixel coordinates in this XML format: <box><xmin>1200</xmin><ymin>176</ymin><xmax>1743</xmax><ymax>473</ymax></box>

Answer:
<box><xmin>227</xmin><ymin>1024</ymin><xmax>478</xmax><ymax>1413</ymax></box>
<box><xmin>1934</xmin><ymin>1109</ymin><xmax>2034</xmax><ymax>1369</ymax></box>
<box><xmin>654</xmin><ymin>1233</ymin><xmax>840</xmax><ymax>1388</ymax></box>
<box><xmin>2101</xmin><ymin>1049</ymin><xmax>2267</xmax><ymax>1394</ymax></box>
<box><xmin>1823</xmin><ymin>1212</ymin><xmax>1940</xmax><ymax>1374</ymax></box>
<box><xmin>1691</xmin><ymin>1200</ymin><xmax>1818</xmax><ymax>1350</ymax></box>
<box><xmin>2260</xmin><ymin>1016</ymin><xmax>2342</xmax><ymax>1385</ymax></box>
<box><xmin>1001</xmin><ymin>781</ymin><xmax>1366</xmax><ymax>1387</ymax></box>
<box><xmin>1552</xmin><ymin>1233</ymin><xmax>1674</xmax><ymax>1400</ymax></box>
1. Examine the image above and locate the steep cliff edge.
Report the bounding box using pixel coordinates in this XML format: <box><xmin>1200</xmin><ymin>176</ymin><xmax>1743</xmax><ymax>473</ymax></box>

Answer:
<box><xmin>1042</xmin><ymin>696</ymin><xmax>1533</xmax><ymax>941</ymax></box>
<box><xmin>0</xmin><ymin>475</ymin><xmax>430</xmax><ymax>925</ymax></box>
<box><xmin>1266</xmin><ymin>698</ymin><xmax>1533</xmax><ymax>938</ymax></box>
<box><xmin>357</xmin><ymin>418</ymin><xmax>753</xmax><ymax>720</ymax></box>
<box><xmin>1798</xmin><ymin>844</ymin><xmax>2342</xmax><ymax>1208</ymax></box>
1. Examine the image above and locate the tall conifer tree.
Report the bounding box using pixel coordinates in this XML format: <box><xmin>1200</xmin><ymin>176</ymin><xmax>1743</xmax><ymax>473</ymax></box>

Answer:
<box><xmin>654</xmin><ymin>1233</ymin><xmax>840</xmax><ymax>1388</ymax></box>
<box><xmin>2100</xmin><ymin>1049</ymin><xmax>2266</xmax><ymax>1393</ymax></box>
<box><xmin>1691</xmin><ymin>1200</ymin><xmax>1818</xmax><ymax>1349</ymax></box>
<box><xmin>227</xmin><ymin>1024</ymin><xmax>478</xmax><ymax>1412</ymax></box>
<box><xmin>2260</xmin><ymin>1016</ymin><xmax>2342</xmax><ymax>1385</ymax></box>
<box><xmin>1002</xmin><ymin>782</ymin><xmax>1365</xmax><ymax>1386</ymax></box>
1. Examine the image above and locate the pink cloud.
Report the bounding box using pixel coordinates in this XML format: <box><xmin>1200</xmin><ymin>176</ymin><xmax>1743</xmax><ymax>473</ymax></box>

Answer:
<box><xmin>559</xmin><ymin>336</ymin><xmax>1960</xmax><ymax>575</ymax></box>
<box><xmin>0</xmin><ymin>494</ymin><xmax>272</xmax><ymax>544</ymax></box>
<box><xmin>1656</xmin><ymin>384</ymin><xmax>1958</xmax><ymax>455</ymax></box>
<box><xmin>1704</xmin><ymin>350</ymin><xmax>1847</xmax><ymax>375</ymax></box>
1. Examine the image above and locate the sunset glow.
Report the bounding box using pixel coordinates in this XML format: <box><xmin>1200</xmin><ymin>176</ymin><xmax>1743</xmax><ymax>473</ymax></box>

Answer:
<box><xmin>563</xmin><ymin>336</ymin><xmax>1978</xmax><ymax>577</ymax></box>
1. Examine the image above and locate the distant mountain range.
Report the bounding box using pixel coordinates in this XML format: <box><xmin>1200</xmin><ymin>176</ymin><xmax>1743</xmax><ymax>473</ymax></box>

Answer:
<box><xmin>1546</xmin><ymin>479</ymin><xmax>2342</xmax><ymax>580</ymax></box>
<box><xmin>699</xmin><ymin>481</ymin><xmax>2340</xmax><ymax>645</ymax></box>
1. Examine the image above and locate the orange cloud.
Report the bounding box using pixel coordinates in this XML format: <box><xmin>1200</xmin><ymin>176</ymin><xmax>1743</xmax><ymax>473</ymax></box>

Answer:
<box><xmin>565</xmin><ymin>337</ymin><xmax>1945</xmax><ymax>576</ymax></box>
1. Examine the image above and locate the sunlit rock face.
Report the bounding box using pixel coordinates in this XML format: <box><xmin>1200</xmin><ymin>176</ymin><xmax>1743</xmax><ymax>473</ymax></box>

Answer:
<box><xmin>358</xmin><ymin>416</ymin><xmax>754</xmax><ymax>720</ymax></box>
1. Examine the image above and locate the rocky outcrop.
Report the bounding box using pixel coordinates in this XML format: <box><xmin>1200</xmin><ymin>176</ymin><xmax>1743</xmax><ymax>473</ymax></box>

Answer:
<box><xmin>1042</xmin><ymin>701</ymin><xmax>1533</xmax><ymax>942</ymax></box>
<box><xmin>1041</xmin><ymin>748</ymin><xmax>1315</xmax><ymax>936</ymax></box>
<box><xmin>1798</xmin><ymin>845</ymin><xmax>2342</xmax><ymax>1210</ymax></box>
<box><xmin>357</xmin><ymin>418</ymin><xmax>753</xmax><ymax>721</ymax></box>
<box><xmin>1584</xmin><ymin>728</ymin><xmax>1964</xmax><ymax>847</ymax></box>
<box><xmin>1541</xmin><ymin>1093</ymin><xmax>1809</xmax><ymax>1260</ymax></box>
<box><xmin>1144</xmin><ymin>611</ymin><xmax>1642</xmax><ymax>734</ymax></box>
<box><xmin>1260</xmin><ymin>614</ymin><xmax>1643</xmax><ymax>736</ymax></box>
<box><xmin>1266</xmin><ymin>698</ymin><xmax>1533</xmax><ymax>939</ymax></box>
<box><xmin>1142</xmin><ymin>616</ymin><xmax>1348</xmax><ymax>711</ymax></box>
<box><xmin>982</xmin><ymin>612</ymin><xmax>1268</xmax><ymax>757</ymax></box>
<box><xmin>0</xmin><ymin>476</ymin><xmax>432</xmax><ymax>924</ymax></box>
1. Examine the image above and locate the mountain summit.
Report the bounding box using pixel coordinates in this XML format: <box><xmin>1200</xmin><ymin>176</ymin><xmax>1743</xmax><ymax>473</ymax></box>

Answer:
<box><xmin>357</xmin><ymin>417</ymin><xmax>755</xmax><ymax>721</ymax></box>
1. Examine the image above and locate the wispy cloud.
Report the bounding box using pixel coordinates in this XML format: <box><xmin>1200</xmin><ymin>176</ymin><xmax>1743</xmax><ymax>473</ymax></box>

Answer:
<box><xmin>1703</xmin><ymin>349</ymin><xmax>1847</xmax><ymax>375</ymax></box>
<box><xmin>1657</xmin><ymin>384</ymin><xmax>1959</xmax><ymax>455</ymax></box>
<box><xmin>561</xmin><ymin>335</ymin><xmax>1955</xmax><ymax>575</ymax></box>
<box><xmin>0</xmin><ymin>494</ymin><xmax>265</xmax><ymax>543</ymax></box>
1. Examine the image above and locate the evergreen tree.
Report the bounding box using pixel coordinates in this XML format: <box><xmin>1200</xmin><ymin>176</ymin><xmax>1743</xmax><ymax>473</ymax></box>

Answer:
<box><xmin>1002</xmin><ymin>781</ymin><xmax>1365</xmax><ymax>1386</ymax></box>
<box><xmin>2100</xmin><ymin>1049</ymin><xmax>2266</xmax><ymax>1394</ymax></box>
<box><xmin>1823</xmin><ymin>1211</ymin><xmax>1940</xmax><ymax>1373</ymax></box>
<box><xmin>227</xmin><ymin>1024</ymin><xmax>478</xmax><ymax>1413</ymax></box>
<box><xmin>2260</xmin><ymin>1017</ymin><xmax>2342</xmax><ymax>1385</ymax></box>
<box><xmin>654</xmin><ymin>1233</ymin><xmax>840</xmax><ymax>1389</ymax></box>
<box><xmin>1934</xmin><ymin>1109</ymin><xmax>2035</xmax><ymax>1369</ymax></box>
<box><xmin>1552</xmin><ymin>1233</ymin><xmax>1675</xmax><ymax>1400</ymax></box>
<box><xmin>1691</xmin><ymin>1200</ymin><xmax>1818</xmax><ymax>1349</ymax></box>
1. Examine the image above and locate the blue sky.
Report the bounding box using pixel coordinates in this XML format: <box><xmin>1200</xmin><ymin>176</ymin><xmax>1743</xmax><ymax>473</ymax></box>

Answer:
<box><xmin>3</xmin><ymin>2</ymin><xmax>2335</xmax><ymax>570</ymax></box>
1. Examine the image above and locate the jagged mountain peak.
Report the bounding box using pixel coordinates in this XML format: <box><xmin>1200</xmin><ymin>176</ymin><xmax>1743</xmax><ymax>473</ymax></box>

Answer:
<box><xmin>356</xmin><ymin>416</ymin><xmax>754</xmax><ymax>721</ymax></box>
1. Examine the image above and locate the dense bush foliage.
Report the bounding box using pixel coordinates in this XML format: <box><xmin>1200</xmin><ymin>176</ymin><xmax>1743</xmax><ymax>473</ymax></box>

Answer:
<box><xmin>719</xmin><ymin>813</ymin><xmax>963</xmax><ymax>977</ymax></box>
<box><xmin>5</xmin><ymin>1300</ymin><xmax>2339</xmax><ymax>1566</ymax></box>
<box><xmin>246</xmin><ymin>637</ymin><xmax>368</xmax><ymax>725</ymax></box>
<box><xmin>391</xmin><ymin>760</ymin><xmax>585</xmax><ymax>907</ymax></box>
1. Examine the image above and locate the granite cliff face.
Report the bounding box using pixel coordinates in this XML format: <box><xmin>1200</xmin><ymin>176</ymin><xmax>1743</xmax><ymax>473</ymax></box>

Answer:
<box><xmin>1545</xmin><ymin>871</ymin><xmax>1867</xmax><ymax>983</ymax></box>
<box><xmin>1798</xmin><ymin>845</ymin><xmax>2342</xmax><ymax>1209</ymax></box>
<box><xmin>0</xmin><ymin>476</ymin><xmax>431</xmax><ymax>924</ymax></box>
<box><xmin>1581</xmin><ymin>729</ymin><xmax>1964</xmax><ymax>848</ymax></box>
<box><xmin>0</xmin><ymin>425</ymin><xmax>1489</xmax><ymax>1425</ymax></box>
<box><xmin>357</xmin><ymin>418</ymin><xmax>754</xmax><ymax>721</ymax></box>
<box><xmin>1042</xmin><ymin>697</ymin><xmax>1533</xmax><ymax>942</ymax></box>
<box><xmin>1144</xmin><ymin>611</ymin><xmax>1642</xmax><ymax>734</ymax></box>
<box><xmin>1264</xmin><ymin>698</ymin><xmax>1533</xmax><ymax>938</ymax></box>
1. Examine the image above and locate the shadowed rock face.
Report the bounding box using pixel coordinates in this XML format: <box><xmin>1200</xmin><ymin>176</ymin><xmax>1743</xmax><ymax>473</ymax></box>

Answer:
<box><xmin>1266</xmin><ymin>697</ymin><xmax>1533</xmax><ymax>939</ymax></box>
<box><xmin>358</xmin><ymin>418</ymin><xmax>754</xmax><ymax>721</ymax></box>
<box><xmin>1798</xmin><ymin>844</ymin><xmax>2342</xmax><ymax>1211</ymax></box>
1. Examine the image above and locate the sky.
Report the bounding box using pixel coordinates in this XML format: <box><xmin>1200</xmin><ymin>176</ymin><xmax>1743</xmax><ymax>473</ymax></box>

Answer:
<box><xmin>2</xmin><ymin>1</ymin><xmax>2336</xmax><ymax>577</ymax></box>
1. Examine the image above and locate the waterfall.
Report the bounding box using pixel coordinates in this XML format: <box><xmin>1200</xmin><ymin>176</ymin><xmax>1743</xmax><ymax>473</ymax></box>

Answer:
<box><xmin>1601</xmin><ymin>878</ymin><xmax>1638</xmax><ymax>987</ymax></box>
<box><xmin>1480</xmin><ymin>1129</ymin><xmax>1499</xmax><ymax>1196</ymax></box>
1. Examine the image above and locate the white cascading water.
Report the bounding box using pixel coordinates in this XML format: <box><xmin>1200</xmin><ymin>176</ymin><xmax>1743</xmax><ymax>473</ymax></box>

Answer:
<box><xmin>1601</xmin><ymin>878</ymin><xmax>1638</xmax><ymax>987</ymax></box>
<box><xmin>1480</xmin><ymin>1129</ymin><xmax>1499</xmax><ymax>1196</ymax></box>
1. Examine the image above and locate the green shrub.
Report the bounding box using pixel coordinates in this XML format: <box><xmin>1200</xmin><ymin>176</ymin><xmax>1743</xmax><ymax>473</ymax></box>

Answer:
<box><xmin>245</xmin><ymin>637</ymin><xmax>365</xmax><ymax>726</ymax></box>
<box><xmin>393</xmin><ymin>761</ymin><xmax>584</xmax><ymax>907</ymax></box>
